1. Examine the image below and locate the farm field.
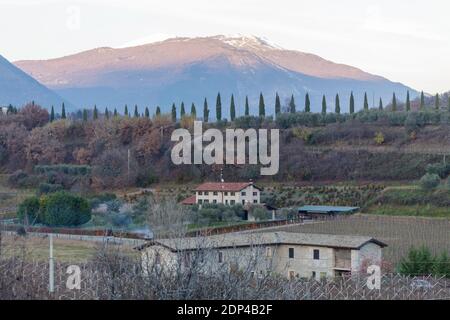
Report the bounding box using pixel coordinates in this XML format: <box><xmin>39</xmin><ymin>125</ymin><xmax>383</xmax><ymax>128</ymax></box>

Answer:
<box><xmin>260</xmin><ymin>214</ymin><xmax>450</xmax><ymax>267</ymax></box>
<box><xmin>0</xmin><ymin>233</ymin><xmax>138</xmax><ymax>263</ymax></box>
<box><xmin>0</xmin><ymin>174</ymin><xmax>35</xmax><ymax>219</ymax></box>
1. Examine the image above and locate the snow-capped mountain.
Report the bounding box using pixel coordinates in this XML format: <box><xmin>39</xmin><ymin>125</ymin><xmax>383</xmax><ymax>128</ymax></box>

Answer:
<box><xmin>14</xmin><ymin>35</ymin><xmax>417</xmax><ymax>114</ymax></box>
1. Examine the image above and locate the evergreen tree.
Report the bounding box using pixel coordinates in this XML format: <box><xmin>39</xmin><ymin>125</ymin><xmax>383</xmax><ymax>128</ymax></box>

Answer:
<box><xmin>304</xmin><ymin>93</ymin><xmax>311</xmax><ymax>113</ymax></box>
<box><xmin>113</xmin><ymin>108</ymin><xmax>118</xmax><ymax>117</ymax></box>
<box><xmin>420</xmin><ymin>91</ymin><xmax>425</xmax><ymax>110</ymax></box>
<box><xmin>289</xmin><ymin>94</ymin><xmax>296</xmax><ymax>113</ymax></box>
<box><xmin>93</xmin><ymin>105</ymin><xmax>98</xmax><ymax>120</ymax></box>
<box><xmin>435</xmin><ymin>93</ymin><xmax>440</xmax><ymax>110</ymax></box>
<box><xmin>180</xmin><ymin>102</ymin><xmax>186</xmax><ymax>118</ymax></box>
<box><xmin>82</xmin><ymin>109</ymin><xmax>88</xmax><ymax>122</ymax></box>
<box><xmin>321</xmin><ymin>95</ymin><xmax>327</xmax><ymax>115</ymax></box>
<box><xmin>191</xmin><ymin>103</ymin><xmax>197</xmax><ymax>118</ymax></box>
<box><xmin>216</xmin><ymin>93</ymin><xmax>222</xmax><ymax>121</ymax></box>
<box><xmin>7</xmin><ymin>104</ymin><xmax>14</xmax><ymax>114</ymax></box>
<box><xmin>124</xmin><ymin>105</ymin><xmax>129</xmax><ymax>117</ymax></box>
<box><xmin>335</xmin><ymin>94</ymin><xmax>340</xmax><ymax>114</ymax></box>
<box><xmin>145</xmin><ymin>107</ymin><xmax>150</xmax><ymax>118</ymax></box>
<box><xmin>379</xmin><ymin>98</ymin><xmax>383</xmax><ymax>110</ymax></box>
<box><xmin>171</xmin><ymin>103</ymin><xmax>177</xmax><ymax>122</ymax></box>
<box><xmin>61</xmin><ymin>103</ymin><xmax>66</xmax><ymax>119</ymax></box>
<box><xmin>349</xmin><ymin>92</ymin><xmax>355</xmax><ymax>114</ymax></box>
<box><xmin>398</xmin><ymin>247</ymin><xmax>436</xmax><ymax>277</ymax></box>
<box><xmin>448</xmin><ymin>96</ymin><xmax>450</xmax><ymax>112</ymax></box>
<box><xmin>50</xmin><ymin>105</ymin><xmax>55</xmax><ymax>122</ymax></box>
<box><xmin>258</xmin><ymin>92</ymin><xmax>265</xmax><ymax>117</ymax></box>
<box><xmin>244</xmin><ymin>96</ymin><xmax>250</xmax><ymax>116</ymax></box>
<box><xmin>406</xmin><ymin>91</ymin><xmax>411</xmax><ymax>111</ymax></box>
<box><xmin>392</xmin><ymin>93</ymin><xmax>397</xmax><ymax>111</ymax></box>
<box><xmin>364</xmin><ymin>92</ymin><xmax>369</xmax><ymax>111</ymax></box>
<box><xmin>134</xmin><ymin>105</ymin><xmax>139</xmax><ymax>117</ymax></box>
<box><xmin>203</xmin><ymin>98</ymin><xmax>209</xmax><ymax>122</ymax></box>
<box><xmin>105</xmin><ymin>107</ymin><xmax>109</xmax><ymax>119</ymax></box>
<box><xmin>230</xmin><ymin>94</ymin><xmax>236</xmax><ymax>121</ymax></box>
<box><xmin>275</xmin><ymin>93</ymin><xmax>281</xmax><ymax>115</ymax></box>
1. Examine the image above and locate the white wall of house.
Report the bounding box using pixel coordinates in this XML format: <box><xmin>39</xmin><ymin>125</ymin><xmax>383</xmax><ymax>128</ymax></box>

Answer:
<box><xmin>1</xmin><ymin>107</ymin><xmax>7</xmax><ymax>115</ymax></box>
<box><xmin>196</xmin><ymin>185</ymin><xmax>260</xmax><ymax>206</ymax></box>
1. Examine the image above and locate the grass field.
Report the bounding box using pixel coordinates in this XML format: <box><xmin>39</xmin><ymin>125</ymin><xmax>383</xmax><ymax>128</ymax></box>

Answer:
<box><xmin>0</xmin><ymin>234</ymin><xmax>137</xmax><ymax>263</ymax></box>
<box><xmin>0</xmin><ymin>174</ymin><xmax>35</xmax><ymax>218</ymax></box>
<box><xmin>260</xmin><ymin>214</ymin><xmax>450</xmax><ymax>268</ymax></box>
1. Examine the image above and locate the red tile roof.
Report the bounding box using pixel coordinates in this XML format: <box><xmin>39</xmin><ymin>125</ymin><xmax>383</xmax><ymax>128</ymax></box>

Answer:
<box><xmin>195</xmin><ymin>182</ymin><xmax>260</xmax><ymax>192</ymax></box>
<box><xmin>180</xmin><ymin>195</ymin><xmax>196</xmax><ymax>205</ymax></box>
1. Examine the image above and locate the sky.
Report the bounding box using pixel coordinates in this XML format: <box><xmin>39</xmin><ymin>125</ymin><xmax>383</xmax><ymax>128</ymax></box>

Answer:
<box><xmin>0</xmin><ymin>0</ymin><xmax>449</xmax><ymax>93</ymax></box>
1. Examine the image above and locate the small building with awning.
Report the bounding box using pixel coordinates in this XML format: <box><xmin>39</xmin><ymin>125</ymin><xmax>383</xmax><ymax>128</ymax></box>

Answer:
<box><xmin>298</xmin><ymin>205</ymin><xmax>359</xmax><ymax>220</ymax></box>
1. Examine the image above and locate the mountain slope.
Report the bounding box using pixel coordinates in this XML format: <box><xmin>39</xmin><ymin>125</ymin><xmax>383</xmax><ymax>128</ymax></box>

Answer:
<box><xmin>14</xmin><ymin>36</ymin><xmax>417</xmax><ymax>114</ymax></box>
<box><xmin>0</xmin><ymin>55</ymin><xmax>70</xmax><ymax>110</ymax></box>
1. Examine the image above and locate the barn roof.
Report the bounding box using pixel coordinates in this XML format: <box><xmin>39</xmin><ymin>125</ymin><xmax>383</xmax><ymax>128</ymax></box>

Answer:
<box><xmin>195</xmin><ymin>182</ymin><xmax>261</xmax><ymax>192</ymax></box>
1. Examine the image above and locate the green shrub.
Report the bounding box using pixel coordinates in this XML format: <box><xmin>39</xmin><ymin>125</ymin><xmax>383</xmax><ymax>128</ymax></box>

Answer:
<box><xmin>41</xmin><ymin>191</ymin><xmax>91</xmax><ymax>227</ymax></box>
<box><xmin>426</xmin><ymin>163</ymin><xmax>450</xmax><ymax>178</ymax></box>
<box><xmin>419</xmin><ymin>173</ymin><xmax>440</xmax><ymax>190</ymax></box>
<box><xmin>17</xmin><ymin>196</ymin><xmax>41</xmax><ymax>224</ymax></box>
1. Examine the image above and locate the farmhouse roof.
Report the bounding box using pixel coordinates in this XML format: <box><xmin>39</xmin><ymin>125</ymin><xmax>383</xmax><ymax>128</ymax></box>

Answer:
<box><xmin>298</xmin><ymin>205</ymin><xmax>360</xmax><ymax>214</ymax></box>
<box><xmin>180</xmin><ymin>195</ymin><xmax>196</xmax><ymax>205</ymax></box>
<box><xmin>195</xmin><ymin>182</ymin><xmax>261</xmax><ymax>192</ymax></box>
<box><xmin>145</xmin><ymin>232</ymin><xmax>387</xmax><ymax>251</ymax></box>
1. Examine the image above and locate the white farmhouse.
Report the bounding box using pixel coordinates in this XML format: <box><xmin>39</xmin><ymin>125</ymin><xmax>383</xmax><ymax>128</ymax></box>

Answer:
<box><xmin>140</xmin><ymin>232</ymin><xmax>387</xmax><ymax>280</ymax></box>
<box><xmin>182</xmin><ymin>182</ymin><xmax>261</xmax><ymax>206</ymax></box>
<box><xmin>1</xmin><ymin>107</ymin><xmax>7</xmax><ymax>115</ymax></box>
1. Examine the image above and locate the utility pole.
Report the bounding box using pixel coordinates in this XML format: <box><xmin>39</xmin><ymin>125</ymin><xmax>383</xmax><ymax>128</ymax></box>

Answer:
<box><xmin>49</xmin><ymin>234</ymin><xmax>54</xmax><ymax>293</ymax></box>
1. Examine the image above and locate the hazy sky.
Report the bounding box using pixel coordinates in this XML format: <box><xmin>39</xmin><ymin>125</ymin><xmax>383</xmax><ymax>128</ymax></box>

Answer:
<box><xmin>1</xmin><ymin>0</ymin><xmax>449</xmax><ymax>93</ymax></box>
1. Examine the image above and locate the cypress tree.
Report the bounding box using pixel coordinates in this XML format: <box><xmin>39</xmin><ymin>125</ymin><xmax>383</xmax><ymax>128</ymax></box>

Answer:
<box><xmin>420</xmin><ymin>91</ymin><xmax>425</xmax><ymax>110</ymax></box>
<box><xmin>145</xmin><ymin>107</ymin><xmax>151</xmax><ymax>118</ymax></box>
<box><xmin>435</xmin><ymin>93</ymin><xmax>440</xmax><ymax>110</ymax></box>
<box><xmin>321</xmin><ymin>95</ymin><xmax>327</xmax><ymax>115</ymax></box>
<box><xmin>230</xmin><ymin>94</ymin><xmax>236</xmax><ymax>121</ymax></box>
<box><xmin>113</xmin><ymin>108</ymin><xmax>118</xmax><ymax>117</ymax></box>
<box><xmin>93</xmin><ymin>105</ymin><xmax>98</xmax><ymax>120</ymax></box>
<box><xmin>289</xmin><ymin>95</ymin><xmax>296</xmax><ymax>113</ymax></box>
<box><xmin>216</xmin><ymin>93</ymin><xmax>222</xmax><ymax>121</ymax></box>
<box><xmin>364</xmin><ymin>92</ymin><xmax>369</xmax><ymax>111</ymax></box>
<box><xmin>82</xmin><ymin>109</ymin><xmax>88</xmax><ymax>122</ymax></box>
<box><xmin>244</xmin><ymin>96</ymin><xmax>249</xmax><ymax>116</ymax></box>
<box><xmin>448</xmin><ymin>95</ymin><xmax>450</xmax><ymax>112</ymax></box>
<box><xmin>134</xmin><ymin>105</ymin><xmax>139</xmax><ymax>117</ymax></box>
<box><xmin>379</xmin><ymin>98</ymin><xmax>383</xmax><ymax>110</ymax></box>
<box><xmin>335</xmin><ymin>94</ymin><xmax>340</xmax><ymax>114</ymax></box>
<box><xmin>305</xmin><ymin>93</ymin><xmax>311</xmax><ymax>113</ymax></box>
<box><xmin>171</xmin><ymin>103</ymin><xmax>177</xmax><ymax>122</ymax></box>
<box><xmin>105</xmin><ymin>107</ymin><xmax>109</xmax><ymax>119</ymax></box>
<box><xmin>349</xmin><ymin>92</ymin><xmax>355</xmax><ymax>114</ymax></box>
<box><xmin>124</xmin><ymin>105</ymin><xmax>129</xmax><ymax>117</ymax></box>
<box><xmin>392</xmin><ymin>93</ymin><xmax>397</xmax><ymax>111</ymax></box>
<box><xmin>61</xmin><ymin>103</ymin><xmax>66</xmax><ymax>119</ymax></box>
<box><xmin>7</xmin><ymin>104</ymin><xmax>14</xmax><ymax>114</ymax></box>
<box><xmin>275</xmin><ymin>93</ymin><xmax>281</xmax><ymax>115</ymax></box>
<box><xmin>203</xmin><ymin>98</ymin><xmax>209</xmax><ymax>122</ymax></box>
<box><xmin>180</xmin><ymin>102</ymin><xmax>186</xmax><ymax>118</ymax></box>
<box><xmin>191</xmin><ymin>103</ymin><xmax>197</xmax><ymax>118</ymax></box>
<box><xmin>406</xmin><ymin>91</ymin><xmax>411</xmax><ymax>111</ymax></box>
<box><xmin>258</xmin><ymin>92</ymin><xmax>265</xmax><ymax>117</ymax></box>
<box><xmin>50</xmin><ymin>105</ymin><xmax>55</xmax><ymax>122</ymax></box>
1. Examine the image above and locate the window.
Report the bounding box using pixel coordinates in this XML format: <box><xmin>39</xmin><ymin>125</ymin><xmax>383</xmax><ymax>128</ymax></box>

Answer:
<box><xmin>253</xmin><ymin>192</ymin><xmax>257</xmax><ymax>196</ymax></box>
<box><xmin>213</xmin><ymin>191</ymin><xmax>218</xmax><ymax>196</ymax></box>
<box><xmin>225</xmin><ymin>200</ymin><xmax>228</xmax><ymax>204</ymax></box>
<box><xmin>224</xmin><ymin>192</ymin><xmax>228</xmax><ymax>196</ymax></box>
<box><xmin>204</xmin><ymin>199</ymin><xmax>209</xmax><ymax>204</ymax></box>
<box><xmin>241</xmin><ymin>191</ymin><xmax>246</xmax><ymax>196</ymax></box>
<box><xmin>231</xmin><ymin>192</ymin><xmax>235</xmax><ymax>196</ymax></box>
<box><xmin>198</xmin><ymin>199</ymin><xmax>203</xmax><ymax>204</ymax></box>
<box><xmin>218</xmin><ymin>251</ymin><xmax>223</xmax><ymax>263</ymax></box>
<box><xmin>242</xmin><ymin>200</ymin><xmax>245</xmax><ymax>205</ymax></box>
<box><xmin>198</xmin><ymin>191</ymin><xmax>202</xmax><ymax>195</ymax></box>
<box><xmin>253</xmin><ymin>200</ymin><xmax>258</xmax><ymax>204</ymax></box>
<box><xmin>313</xmin><ymin>249</ymin><xmax>320</xmax><ymax>260</ymax></box>
<box><xmin>230</xmin><ymin>200</ymin><xmax>235</xmax><ymax>205</ymax></box>
<box><xmin>265</xmin><ymin>247</ymin><xmax>272</xmax><ymax>257</ymax></box>
<box><xmin>288</xmin><ymin>248</ymin><xmax>294</xmax><ymax>259</ymax></box>
<box><xmin>213</xmin><ymin>200</ymin><xmax>217</xmax><ymax>204</ymax></box>
<box><xmin>312</xmin><ymin>271</ymin><xmax>316</xmax><ymax>279</ymax></box>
